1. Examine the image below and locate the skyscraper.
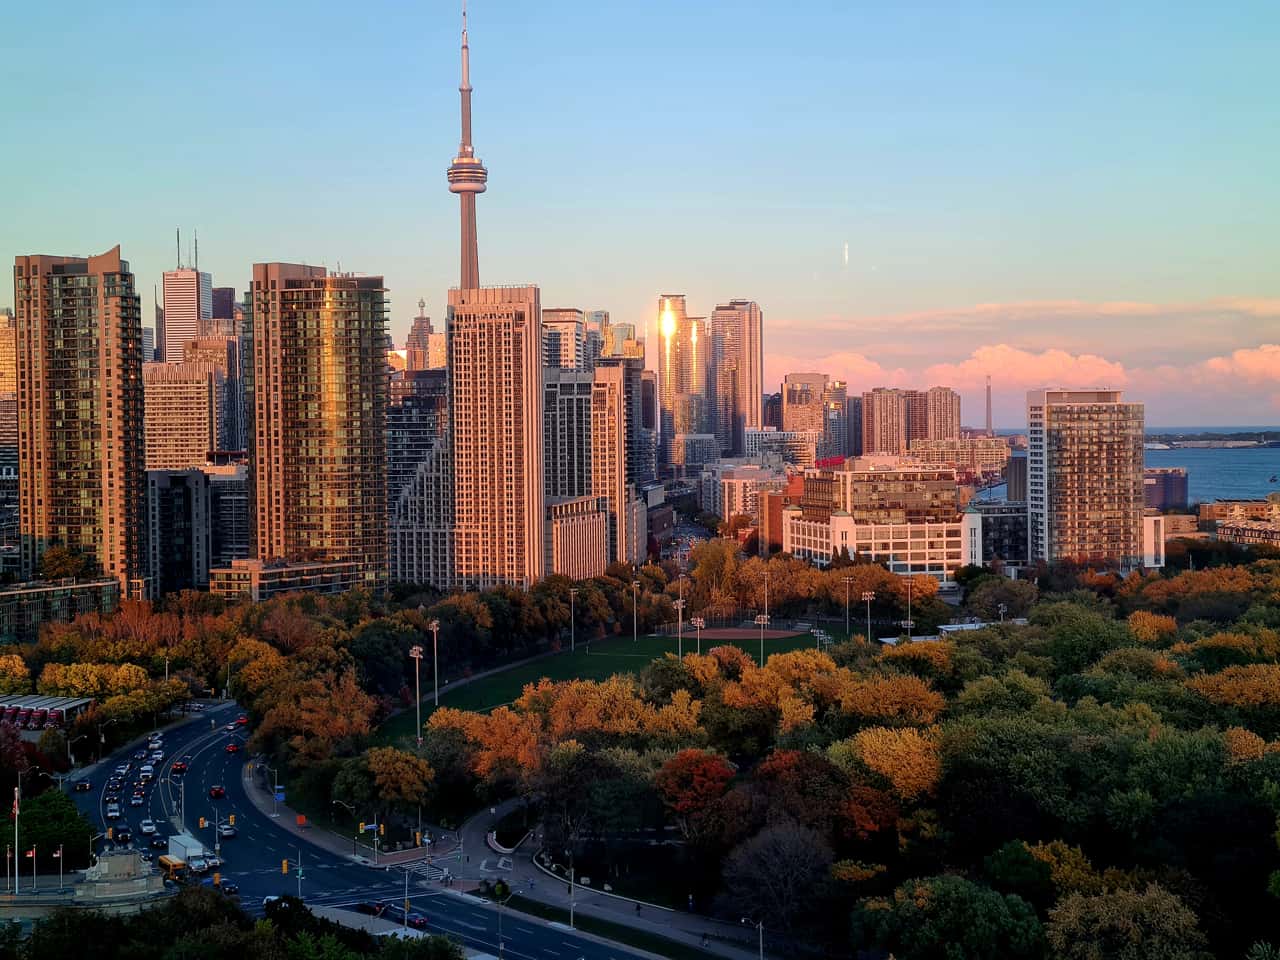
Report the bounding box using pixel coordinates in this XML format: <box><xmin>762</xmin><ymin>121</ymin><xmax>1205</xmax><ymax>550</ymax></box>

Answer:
<box><xmin>244</xmin><ymin>263</ymin><xmax>389</xmax><ymax>590</ymax></box>
<box><xmin>709</xmin><ymin>299</ymin><xmax>763</xmax><ymax>456</ymax></box>
<box><xmin>542</xmin><ymin>308</ymin><xmax>586</xmax><ymax>370</ymax></box>
<box><xmin>657</xmin><ymin>294</ymin><xmax>707</xmax><ymax>470</ymax></box>
<box><xmin>184</xmin><ymin>336</ymin><xmax>244</xmax><ymax>451</ymax></box>
<box><xmin>925</xmin><ymin>386</ymin><xmax>961</xmax><ymax>441</ymax></box>
<box><xmin>783</xmin><ymin>373</ymin><xmax>828</xmax><ymax>435</ymax></box>
<box><xmin>1027</xmin><ymin>388</ymin><xmax>1145</xmax><ymax>568</ymax></box>
<box><xmin>212</xmin><ymin>287</ymin><xmax>236</xmax><ymax>321</ymax></box>
<box><xmin>445</xmin><ymin>9</ymin><xmax>544</xmax><ymax>588</ymax></box>
<box><xmin>160</xmin><ymin>266</ymin><xmax>212</xmax><ymax>362</ymax></box>
<box><xmin>0</xmin><ymin>307</ymin><xmax>15</xmax><ymax>392</ymax></box>
<box><xmin>14</xmin><ymin>247</ymin><xmax>147</xmax><ymax>596</ymax></box>
<box><xmin>143</xmin><ymin>361</ymin><xmax>225</xmax><ymax>468</ymax></box>
<box><xmin>388</xmin><ymin>368</ymin><xmax>447</xmax><ymax>508</ymax></box>
<box><xmin>405</xmin><ymin>300</ymin><xmax>445</xmax><ymax>371</ymax></box>
<box><xmin>862</xmin><ymin>387</ymin><xmax>909</xmax><ymax>455</ymax></box>
<box><xmin>592</xmin><ymin>363</ymin><xmax>646</xmax><ymax>565</ymax></box>
<box><xmin>823</xmin><ymin>380</ymin><xmax>850</xmax><ymax>458</ymax></box>
<box><xmin>544</xmin><ymin>369</ymin><xmax>594</xmax><ymax>498</ymax></box>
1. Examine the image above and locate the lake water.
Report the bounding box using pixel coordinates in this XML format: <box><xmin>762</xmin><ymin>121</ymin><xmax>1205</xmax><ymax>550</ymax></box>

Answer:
<box><xmin>1145</xmin><ymin>447</ymin><xmax>1280</xmax><ymax>503</ymax></box>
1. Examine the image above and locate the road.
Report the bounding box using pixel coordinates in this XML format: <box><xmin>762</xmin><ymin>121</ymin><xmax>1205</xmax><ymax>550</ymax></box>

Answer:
<box><xmin>69</xmin><ymin>704</ymin><xmax>662</xmax><ymax>960</ymax></box>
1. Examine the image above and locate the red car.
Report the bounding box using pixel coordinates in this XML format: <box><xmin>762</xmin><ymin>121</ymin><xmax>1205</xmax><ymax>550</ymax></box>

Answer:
<box><xmin>209</xmin><ymin>785</ymin><xmax>226</xmax><ymax>799</ymax></box>
<box><xmin>235</xmin><ymin>715</ymin><xmax>249</xmax><ymax>726</ymax></box>
<box><xmin>171</xmin><ymin>761</ymin><xmax>188</xmax><ymax>774</ymax></box>
<box><xmin>225</xmin><ymin>743</ymin><xmax>240</xmax><ymax>753</ymax></box>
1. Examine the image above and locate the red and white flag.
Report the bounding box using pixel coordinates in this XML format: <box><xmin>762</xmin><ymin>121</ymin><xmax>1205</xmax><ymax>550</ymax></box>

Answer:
<box><xmin>52</xmin><ymin>849</ymin><xmax>61</xmax><ymax>859</ymax></box>
<box><xmin>24</xmin><ymin>848</ymin><xmax>34</xmax><ymax>859</ymax></box>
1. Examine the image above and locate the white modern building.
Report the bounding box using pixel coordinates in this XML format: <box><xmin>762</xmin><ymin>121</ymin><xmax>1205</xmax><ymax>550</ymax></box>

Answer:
<box><xmin>782</xmin><ymin>506</ymin><xmax>982</xmax><ymax>581</ymax></box>
<box><xmin>160</xmin><ymin>267</ymin><xmax>212</xmax><ymax>363</ymax></box>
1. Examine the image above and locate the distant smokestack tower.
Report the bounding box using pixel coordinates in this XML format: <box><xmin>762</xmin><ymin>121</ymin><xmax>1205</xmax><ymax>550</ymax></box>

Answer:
<box><xmin>985</xmin><ymin>375</ymin><xmax>993</xmax><ymax>436</ymax></box>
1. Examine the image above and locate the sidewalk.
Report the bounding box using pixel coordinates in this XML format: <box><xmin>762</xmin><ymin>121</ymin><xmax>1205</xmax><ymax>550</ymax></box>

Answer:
<box><xmin>453</xmin><ymin>799</ymin><xmax>766</xmax><ymax>960</ymax></box>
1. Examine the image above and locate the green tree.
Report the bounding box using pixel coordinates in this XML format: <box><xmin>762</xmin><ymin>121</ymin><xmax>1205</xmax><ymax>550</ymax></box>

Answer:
<box><xmin>967</xmin><ymin>578</ymin><xmax>1039</xmax><ymax>622</ymax></box>
<box><xmin>852</xmin><ymin>875</ymin><xmax>1043</xmax><ymax>960</ymax></box>
<box><xmin>19</xmin><ymin>789</ymin><xmax>95</xmax><ymax>870</ymax></box>
<box><xmin>1045</xmin><ymin>883</ymin><xmax>1212</xmax><ymax>960</ymax></box>
<box><xmin>37</xmin><ymin>546</ymin><xmax>87</xmax><ymax>581</ymax></box>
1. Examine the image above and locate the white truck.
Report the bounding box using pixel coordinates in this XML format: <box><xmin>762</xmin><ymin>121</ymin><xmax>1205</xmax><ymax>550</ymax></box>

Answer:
<box><xmin>168</xmin><ymin>833</ymin><xmax>209</xmax><ymax>867</ymax></box>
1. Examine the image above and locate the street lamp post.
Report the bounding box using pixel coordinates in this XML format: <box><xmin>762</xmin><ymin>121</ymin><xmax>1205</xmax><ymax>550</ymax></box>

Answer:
<box><xmin>673</xmin><ymin>599</ymin><xmax>686</xmax><ymax>658</ymax></box>
<box><xmin>67</xmin><ymin>733</ymin><xmax>88</xmax><ymax>768</ymax></box>
<box><xmin>742</xmin><ymin>918</ymin><xmax>764</xmax><ymax>960</ymax></box>
<box><xmin>998</xmin><ymin>602</ymin><xmax>1008</xmax><ymax>623</ymax></box>
<box><xmin>862</xmin><ymin>591</ymin><xmax>875</xmax><ymax>643</ymax></box>
<box><xmin>631</xmin><ymin>579</ymin><xmax>640</xmax><ymax>643</ymax></box>
<box><xmin>690</xmin><ymin>617</ymin><xmax>705</xmax><ymax>655</ymax></box>
<box><xmin>753</xmin><ymin>614</ymin><xmax>770</xmax><ymax>666</ymax></box>
<box><xmin>907</xmin><ymin>576</ymin><xmax>914</xmax><ymax>640</ymax></box>
<box><xmin>55</xmin><ymin>843</ymin><xmax>62</xmax><ymax>890</ymax></box>
<box><xmin>294</xmin><ymin>845</ymin><xmax>303</xmax><ymax>900</ymax></box>
<box><xmin>409</xmin><ymin>645</ymin><xmax>424</xmax><ymax>747</ymax></box>
<box><xmin>331</xmin><ymin>799</ymin><xmax>357</xmax><ymax>857</ymax></box>
<box><xmin>264</xmin><ymin>765</ymin><xmax>280</xmax><ymax>819</ymax></box>
<box><xmin>428</xmin><ymin>619</ymin><xmax>440</xmax><ymax>707</ymax></box>
<box><xmin>96</xmin><ymin>718</ymin><xmax>118</xmax><ymax>761</ymax></box>
<box><xmin>569</xmin><ymin>588</ymin><xmax>579</xmax><ymax>653</ymax></box>
<box><xmin>842</xmin><ymin>576</ymin><xmax>854</xmax><ymax>638</ymax></box>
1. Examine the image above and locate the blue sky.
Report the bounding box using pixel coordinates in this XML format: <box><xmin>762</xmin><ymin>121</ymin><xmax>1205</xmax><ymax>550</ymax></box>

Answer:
<box><xmin>2</xmin><ymin>0</ymin><xmax>1277</xmax><ymax>425</ymax></box>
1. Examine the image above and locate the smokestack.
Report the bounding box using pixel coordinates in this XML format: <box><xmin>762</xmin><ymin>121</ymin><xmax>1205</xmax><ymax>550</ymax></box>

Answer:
<box><xmin>985</xmin><ymin>375</ymin><xmax>993</xmax><ymax>436</ymax></box>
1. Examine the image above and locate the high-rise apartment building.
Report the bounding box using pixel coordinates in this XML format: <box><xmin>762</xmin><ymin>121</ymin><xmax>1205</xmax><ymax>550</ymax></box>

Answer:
<box><xmin>925</xmin><ymin>386</ymin><xmax>961</xmax><ymax>441</ymax></box>
<box><xmin>657</xmin><ymin>294</ymin><xmax>707</xmax><ymax>470</ymax></box>
<box><xmin>591</xmin><ymin>363</ymin><xmax>646</xmax><ymax>565</ymax></box>
<box><xmin>184</xmin><ymin>336</ymin><xmax>243</xmax><ymax>451</ymax></box>
<box><xmin>783</xmin><ymin>372</ymin><xmax>828</xmax><ymax>437</ymax></box>
<box><xmin>822</xmin><ymin>380</ymin><xmax>849</xmax><ymax>459</ymax></box>
<box><xmin>1027</xmin><ymin>388</ymin><xmax>1145</xmax><ymax>568</ymax></box>
<box><xmin>141</xmin><ymin>327</ymin><xmax>155</xmax><ymax>364</ymax></box>
<box><xmin>449</xmin><ymin>285</ymin><xmax>544</xmax><ymax>588</ymax></box>
<box><xmin>143</xmin><ymin>361</ymin><xmax>225</xmax><ymax>469</ymax></box>
<box><xmin>709</xmin><ymin>300</ymin><xmax>763</xmax><ymax>456</ymax></box>
<box><xmin>387</xmin><ymin>368</ymin><xmax>447</xmax><ymax>507</ymax></box>
<box><xmin>544</xmin><ymin>369</ymin><xmax>593</xmax><ymax>499</ymax></box>
<box><xmin>244</xmin><ymin>263</ymin><xmax>389</xmax><ymax>590</ymax></box>
<box><xmin>160</xmin><ymin>267</ymin><xmax>212</xmax><ymax>362</ymax></box>
<box><xmin>14</xmin><ymin>247</ymin><xmax>147</xmax><ymax>596</ymax></box>
<box><xmin>862</xmin><ymin>387</ymin><xmax>909</xmax><ymax>455</ymax></box>
<box><xmin>543</xmin><ymin>308</ymin><xmax>586</xmax><ymax>370</ymax></box>
<box><xmin>146</xmin><ymin>469</ymin><xmax>211</xmax><ymax>594</ymax></box>
<box><xmin>212</xmin><ymin>287</ymin><xmax>236</xmax><ymax>320</ymax></box>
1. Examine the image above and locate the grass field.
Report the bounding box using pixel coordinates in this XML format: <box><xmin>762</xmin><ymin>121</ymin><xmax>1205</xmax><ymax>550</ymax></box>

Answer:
<box><xmin>375</xmin><ymin>630</ymin><xmax>827</xmax><ymax>746</ymax></box>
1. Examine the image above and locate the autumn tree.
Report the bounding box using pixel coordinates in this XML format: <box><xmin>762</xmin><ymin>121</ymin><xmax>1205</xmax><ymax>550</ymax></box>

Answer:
<box><xmin>0</xmin><ymin>653</ymin><xmax>30</xmax><ymax>694</ymax></box>
<box><xmin>653</xmin><ymin>749</ymin><xmax>734</xmax><ymax>843</ymax></box>
<box><xmin>366</xmin><ymin>747</ymin><xmax>435</xmax><ymax>813</ymax></box>
<box><xmin>37</xmin><ymin>545</ymin><xmax>87</xmax><ymax>581</ymax></box>
<box><xmin>1045</xmin><ymin>883</ymin><xmax>1212</xmax><ymax>960</ymax></box>
<box><xmin>828</xmin><ymin>726</ymin><xmax>941</xmax><ymax>801</ymax></box>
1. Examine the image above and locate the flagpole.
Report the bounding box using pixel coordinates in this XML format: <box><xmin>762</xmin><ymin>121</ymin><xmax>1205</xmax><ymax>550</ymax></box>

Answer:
<box><xmin>12</xmin><ymin>786</ymin><xmax>17</xmax><ymax>896</ymax></box>
<box><xmin>56</xmin><ymin>843</ymin><xmax>63</xmax><ymax>890</ymax></box>
<box><xmin>30</xmin><ymin>842</ymin><xmax>35</xmax><ymax>892</ymax></box>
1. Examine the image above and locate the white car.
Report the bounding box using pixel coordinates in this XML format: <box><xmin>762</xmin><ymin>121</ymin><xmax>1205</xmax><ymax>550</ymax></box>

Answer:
<box><xmin>204</xmin><ymin>854</ymin><xmax>223</xmax><ymax>869</ymax></box>
<box><xmin>105</xmin><ymin>804</ymin><xmax>121</xmax><ymax>819</ymax></box>
<box><xmin>187</xmin><ymin>857</ymin><xmax>209</xmax><ymax>874</ymax></box>
<box><xmin>139</xmin><ymin>819</ymin><xmax>156</xmax><ymax>835</ymax></box>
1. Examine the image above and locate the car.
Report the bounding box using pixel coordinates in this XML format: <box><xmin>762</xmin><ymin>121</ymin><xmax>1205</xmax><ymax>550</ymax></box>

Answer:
<box><xmin>139</xmin><ymin>819</ymin><xmax>156</xmax><ymax>835</ymax></box>
<box><xmin>114</xmin><ymin>764</ymin><xmax>130</xmax><ymax>775</ymax></box>
<box><xmin>191</xmin><ymin>703</ymin><xmax>205</xmax><ymax>712</ymax></box>
<box><xmin>149</xmin><ymin>752</ymin><xmax>164</xmax><ymax>763</ymax></box>
<box><xmin>224</xmin><ymin>743</ymin><xmax>239</xmax><ymax>754</ymax></box>
<box><xmin>224</xmin><ymin>723</ymin><xmax>237</xmax><ymax>732</ymax></box>
<box><xmin>204</xmin><ymin>854</ymin><xmax>223</xmax><ymax>869</ymax></box>
<box><xmin>171</xmin><ymin>761</ymin><xmax>188</xmax><ymax>774</ymax></box>
<box><xmin>115</xmin><ymin>828</ymin><xmax>132</xmax><ymax>844</ymax></box>
<box><xmin>217</xmin><ymin>824</ymin><xmax>236</xmax><ymax>839</ymax></box>
<box><xmin>262</xmin><ymin>896</ymin><xmax>280</xmax><ymax>907</ymax></box>
<box><xmin>130</xmin><ymin>794</ymin><xmax>145</xmax><ymax>807</ymax></box>
<box><xmin>219</xmin><ymin>881</ymin><xmax>239</xmax><ymax>895</ymax></box>
<box><xmin>133</xmin><ymin>750</ymin><xmax>148</xmax><ymax>761</ymax></box>
<box><xmin>139</xmin><ymin>852</ymin><xmax>154</xmax><ymax>863</ymax></box>
<box><xmin>105</xmin><ymin>793</ymin><xmax>120</xmax><ymax>806</ymax></box>
<box><xmin>235</xmin><ymin>715</ymin><xmax>248</xmax><ymax>726</ymax></box>
<box><xmin>187</xmin><ymin>857</ymin><xmax>209</xmax><ymax>874</ymax></box>
<box><xmin>150</xmin><ymin>837</ymin><xmax>168</xmax><ymax>850</ymax></box>
<box><xmin>208</xmin><ymin>785</ymin><xmax>225</xmax><ymax>799</ymax></box>
<box><xmin>73</xmin><ymin>780</ymin><xmax>92</xmax><ymax>793</ymax></box>
<box><xmin>355</xmin><ymin>902</ymin><xmax>386</xmax><ymax>916</ymax></box>
<box><xmin>105</xmin><ymin>804</ymin><xmax>121</xmax><ymax>819</ymax></box>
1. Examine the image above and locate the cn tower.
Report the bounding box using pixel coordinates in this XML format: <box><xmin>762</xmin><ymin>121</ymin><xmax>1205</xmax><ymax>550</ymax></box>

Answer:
<box><xmin>447</xmin><ymin>1</ymin><xmax>487</xmax><ymax>290</ymax></box>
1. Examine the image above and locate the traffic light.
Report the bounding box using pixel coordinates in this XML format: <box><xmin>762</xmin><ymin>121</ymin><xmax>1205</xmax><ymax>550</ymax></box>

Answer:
<box><xmin>379</xmin><ymin>822</ymin><xmax>385</xmax><ymax>836</ymax></box>
<box><xmin>228</xmin><ymin>814</ymin><xmax>236</xmax><ymax>826</ymax></box>
<box><xmin>359</xmin><ymin>821</ymin><xmax>366</xmax><ymax>833</ymax></box>
<box><xmin>415</xmin><ymin>831</ymin><xmax>422</xmax><ymax>846</ymax></box>
<box><xmin>106</xmin><ymin>828</ymin><xmax>113</xmax><ymax>840</ymax></box>
<box><xmin>213</xmin><ymin>872</ymin><xmax>221</xmax><ymax>886</ymax></box>
<box><xmin>199</xmin><ymin>817</ymin><xmax>207</xmax><ymax>829</ymax></box>
<box><xmin>281</xmin><ymin>859</ymin><xmax>289</xmax><ymax>875</ymax></box>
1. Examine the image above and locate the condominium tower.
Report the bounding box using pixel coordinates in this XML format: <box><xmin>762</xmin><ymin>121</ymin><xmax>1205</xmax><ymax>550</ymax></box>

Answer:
<box><xmin>445</xmin><ymin>8</ymin><xmax>544</xmax><ymax>588</ymax></box>
<box><xmin>13</xmin><ymin>247</ymin><xmax>147</xmax><ymax>595</ymax></box>
<box><xmin>245</xmin><ymin>263</ymin><xmax>389</xmax><ymax>590</ymax></box>
<box><xmin>657</xmin><ymin>294</ymin><xmax>707</xmax><ymax>470</ymax></box>
<box><xmin>1027</xmin><ymin>388</ymin><xmax>1145</xmax><ymax>568</ymax></box>
<box><xmin>143</xmin><ymin>361</ymin><xmax>225</xmax><ymax>468</ymax></box>
<box><xmin>709</xmin><ymin>299</ymin><xmax>763</xmax><ymax>456</ymax></box>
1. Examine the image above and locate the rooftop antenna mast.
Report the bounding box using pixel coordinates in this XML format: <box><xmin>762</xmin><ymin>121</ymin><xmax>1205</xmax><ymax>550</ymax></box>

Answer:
<box><xmin>176</xmin><ymin>228</ymin><xmax>181</xmax><ymax>268</ymax></box>
<box><xmin>194</xmin><ymin>228</ymin><xmax>199</xmax><ymax>272</ymax></box>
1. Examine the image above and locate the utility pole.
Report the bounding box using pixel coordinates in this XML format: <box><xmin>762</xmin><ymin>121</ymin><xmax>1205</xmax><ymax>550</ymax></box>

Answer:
<box><xmin>691</xmin><ymin>617</ymin><xmax>704</xmax><ymax>655</ymax></box>
<box><xmin>842</xmin><ymin>576</ymin><xmax>854</xmax><ymax>637</ymax></box>
<box><xmin>632</xmin><ymin>579</ymin><xmax>640</xmax><ymax>643</ymax></box>
<box><xmin>409</xmin><ymin>644</ymin><xmax>424</xmax><ymax>747</ymax></box>
<box><xmin>862</xmin><ymin>590</ymin><xmax>875</xmax><ymax>644</ymax></box>
<box><xmin>12</xmin><ymin>786</ymin><xmax>18</xmax><ymax>895</ymax></box>
<box><xmin>569</xmin><ymin>588</ymin><xmax>579</xmax><ymax>653</ymax></box>
<box><xmin>429</xmin><ymin>619</ymin><xmax>440</xmax><ymax>707</ymax></box>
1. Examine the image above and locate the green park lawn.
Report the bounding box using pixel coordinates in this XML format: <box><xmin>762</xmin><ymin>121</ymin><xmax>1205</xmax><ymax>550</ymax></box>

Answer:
<box><xmin>375</xmin><ymin>630</ymin><xmax>823</xmax><ymax>745</ymax></box>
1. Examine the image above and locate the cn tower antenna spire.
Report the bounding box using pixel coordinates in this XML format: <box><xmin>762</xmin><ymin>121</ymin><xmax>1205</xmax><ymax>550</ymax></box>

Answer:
<box><xmin>448</xmin><ymin>0</ymin><xmax>487</xmax><ymax>289</ymax></box>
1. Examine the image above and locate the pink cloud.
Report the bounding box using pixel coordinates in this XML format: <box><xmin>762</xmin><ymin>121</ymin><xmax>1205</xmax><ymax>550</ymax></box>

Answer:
<box><xmin>922</xmin><ymin>344</ymin><xmax>1129</xmax><ymax>390</ymax></box>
